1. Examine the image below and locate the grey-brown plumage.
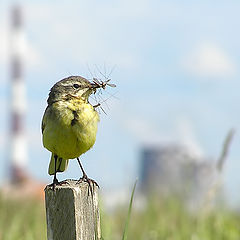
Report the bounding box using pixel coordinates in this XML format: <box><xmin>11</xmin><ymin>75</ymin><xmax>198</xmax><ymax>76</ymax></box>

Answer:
<box><xmin>47</xmin><ymin>76</ymin><xmax>93</xmax><ymax>105</ymax></box>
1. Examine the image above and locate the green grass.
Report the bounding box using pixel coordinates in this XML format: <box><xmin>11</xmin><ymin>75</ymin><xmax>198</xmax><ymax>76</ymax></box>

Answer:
<box><xmin>121</xmin><ymin>180</ymin><xmax>137</xmax><ymax>240</ymax></box>
<box><xmin>0</xmin><ymin>196</ymin><xmax>46</xmax><ymax>240</ymax></box>
<box><xmin>101</xmin><ymin>196</ymin><xmax>240</xmax><ymax>240</ymax></box>
<box><xmin>0</xmin><ymin>193</ymin><xmax>239</xmax><ymax>240</ymax></box>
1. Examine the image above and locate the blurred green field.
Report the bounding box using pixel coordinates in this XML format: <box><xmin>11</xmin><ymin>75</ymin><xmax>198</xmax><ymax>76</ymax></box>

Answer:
<box><xmin>0</xmin><ymin>196</ymin><xmax>46</xmax><ymax>240</ymax></box>
<box><xmin>0</xmin><ymin>194</ymin><xmax>239</xmax><ymax>240</ymax></box>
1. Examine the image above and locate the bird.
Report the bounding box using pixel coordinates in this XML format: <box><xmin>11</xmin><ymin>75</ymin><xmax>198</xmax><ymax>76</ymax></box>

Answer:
<box><xmin>41</xmin><ymin>75</ymin><xmax>109</xmax><ymax>190</ymax></box>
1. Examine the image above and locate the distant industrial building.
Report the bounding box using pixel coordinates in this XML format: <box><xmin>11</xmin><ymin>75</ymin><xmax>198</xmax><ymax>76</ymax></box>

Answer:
<box><xmin>140</xmin><ymin>144</ymin><xmax>218</xmax><ymax>204</ymax></box>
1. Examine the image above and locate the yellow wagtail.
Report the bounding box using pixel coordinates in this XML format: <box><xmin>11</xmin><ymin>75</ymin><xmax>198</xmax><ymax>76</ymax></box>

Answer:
<box><xmin>41</xmin><ymin>76</ymin><xmax>115</xmax><ymax>189</ymax></box>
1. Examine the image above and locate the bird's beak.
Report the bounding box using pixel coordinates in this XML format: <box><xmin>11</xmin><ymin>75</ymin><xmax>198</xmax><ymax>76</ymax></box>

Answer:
<box><xmin>90</xmin><ymin>82</ymin><xmax>101</xmax><ymax>89</ymax></box>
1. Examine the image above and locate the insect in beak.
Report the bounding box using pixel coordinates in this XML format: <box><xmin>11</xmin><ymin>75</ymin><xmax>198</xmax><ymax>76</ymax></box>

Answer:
<box><xmin>90</xmin><ymin>78</ymin><xmax>116</xmax><ymax>91</ymax></box>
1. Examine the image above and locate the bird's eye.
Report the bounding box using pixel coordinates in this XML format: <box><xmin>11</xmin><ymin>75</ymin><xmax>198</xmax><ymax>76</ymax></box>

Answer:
<box><xmin>73</xmin><ymin>83</ymin><xmax>80</xmax><ymax>89</ymax></box>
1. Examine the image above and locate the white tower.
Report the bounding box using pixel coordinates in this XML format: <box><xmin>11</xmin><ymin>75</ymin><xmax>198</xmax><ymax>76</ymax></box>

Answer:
<box><xmin>9</xmin><ymin>4</ymin><xmax>28</xmax><ymax>184</ymax></box>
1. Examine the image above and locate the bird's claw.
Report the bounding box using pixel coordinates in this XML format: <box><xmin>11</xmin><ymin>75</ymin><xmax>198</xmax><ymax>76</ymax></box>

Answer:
<box><xmin>49</xmin><ymin>177</ymin><xmax>59</xmax><ymax>191</ymax></box>
<box><xmin>76</xmin><ymin>175</ymin><xmax>99</xmax><ymax>196</ymax></box>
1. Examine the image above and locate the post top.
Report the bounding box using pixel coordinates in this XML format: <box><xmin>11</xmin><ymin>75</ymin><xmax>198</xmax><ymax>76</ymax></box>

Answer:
<box><xmin>44</xmin><ymin>179</ymin><xmax>91</xmax><ymax>191</ymax></box>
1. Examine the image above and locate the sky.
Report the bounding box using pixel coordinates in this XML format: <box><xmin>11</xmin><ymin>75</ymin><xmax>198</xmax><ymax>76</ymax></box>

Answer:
<box><xmin>0</xmin><ymin>0</ymin><xmax>240</xmax><ymax>205</ymax></box>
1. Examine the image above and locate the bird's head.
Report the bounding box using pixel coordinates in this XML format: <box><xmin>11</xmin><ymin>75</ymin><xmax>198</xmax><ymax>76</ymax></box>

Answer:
<box><xmin>48</xmin><ymin>76</ymin><xmax>94</xmax><ymax>104</ymax></box>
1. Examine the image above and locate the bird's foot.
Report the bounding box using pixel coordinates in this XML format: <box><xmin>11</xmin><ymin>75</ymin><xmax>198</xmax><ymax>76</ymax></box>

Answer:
<box><xmin>77</xmin><ymin>174</ymin><xmax>99</xmax><ymax>196</ymax></box>
<box><xmin>59</xmin><ymin>180</ymin><xmax>71</xmax><ymax>186</ymax></box>
<box><xmin>49</xmin><ymin>177</ymin><xmax>59</xmax><ymax>191</ymax></box>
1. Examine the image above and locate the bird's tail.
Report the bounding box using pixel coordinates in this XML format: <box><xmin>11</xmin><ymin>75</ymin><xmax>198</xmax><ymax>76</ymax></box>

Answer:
<box><xmin>48</xmin><ymin>154</ymin><xmax>69</xmax><ymax>175</ymax></box>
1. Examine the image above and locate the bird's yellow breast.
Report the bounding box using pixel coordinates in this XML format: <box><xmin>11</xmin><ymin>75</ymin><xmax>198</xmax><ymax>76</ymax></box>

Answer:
<box><xmin>42</xmin><ymin>99</ymin><xmax>99</xmax><ymax>159</ymax></box>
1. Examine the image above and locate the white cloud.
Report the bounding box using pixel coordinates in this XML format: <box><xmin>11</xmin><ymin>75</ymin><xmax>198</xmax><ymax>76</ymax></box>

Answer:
<box><xmin>122</xmin><ymin>115</ymin><xmax>163</xmax><ymax>145</ymax></box>
<box><xmin>181</xmin><ymin>43</ymin><xmax>236</xmax><ymax>78</ymax></box>
<box><xmin>175</xmin><ymin>117</ymin><xmax>204</xmax><ymax>158</ymax></box>
<box><xmin>118</xmin><ymin>105</ymin><xmax>204</xmax><ymax>158</ymax></box>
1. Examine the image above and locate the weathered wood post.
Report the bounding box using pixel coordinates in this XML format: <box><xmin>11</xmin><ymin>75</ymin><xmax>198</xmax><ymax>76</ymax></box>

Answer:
<box><xmin>45</xmin><ymin>179</ymin><xmax>101</xmax><ymax>240</ymax></box>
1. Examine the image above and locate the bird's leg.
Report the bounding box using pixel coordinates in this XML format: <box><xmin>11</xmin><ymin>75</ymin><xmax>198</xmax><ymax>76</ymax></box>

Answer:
<box><xmin>77</xmin><ymin>157</ymin><xmax>88</xmax><ymax>179</ymax></box>
<box><xmin>52</xmin><ymin>154</ymin><xmax>59</xmax><ymax>190</ymax></box>
<box><xmin>76</xmin><ymin>157</ymin><xmax>99</xmax><ymax>196</ymax></box>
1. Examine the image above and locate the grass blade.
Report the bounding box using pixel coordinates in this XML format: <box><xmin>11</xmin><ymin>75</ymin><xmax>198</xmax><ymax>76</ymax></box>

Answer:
<box><xmin>122</xmin><ymin>180</ymin><xmax>137</xmax><ymax>240</ymax></box>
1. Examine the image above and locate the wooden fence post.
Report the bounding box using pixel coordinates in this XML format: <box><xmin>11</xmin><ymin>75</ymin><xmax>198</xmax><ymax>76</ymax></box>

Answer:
<box><xmin>45</xmin><ymin>179</ymin><xmax>101</xmax><ymax>240</ymax></box>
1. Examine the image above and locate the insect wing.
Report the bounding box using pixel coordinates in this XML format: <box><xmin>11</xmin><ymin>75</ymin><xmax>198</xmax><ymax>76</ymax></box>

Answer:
<box><xmin>107</xmin><ymin>83</ymin><xmax>116</xmax><ymax>88</ymax></box>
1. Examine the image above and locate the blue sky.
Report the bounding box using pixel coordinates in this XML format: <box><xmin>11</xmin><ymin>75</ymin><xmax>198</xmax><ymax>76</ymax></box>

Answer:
<box><xmin>0</xmin><ymin>0</ymin><xmax>240</xmax><ymax>204</ymax></box>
